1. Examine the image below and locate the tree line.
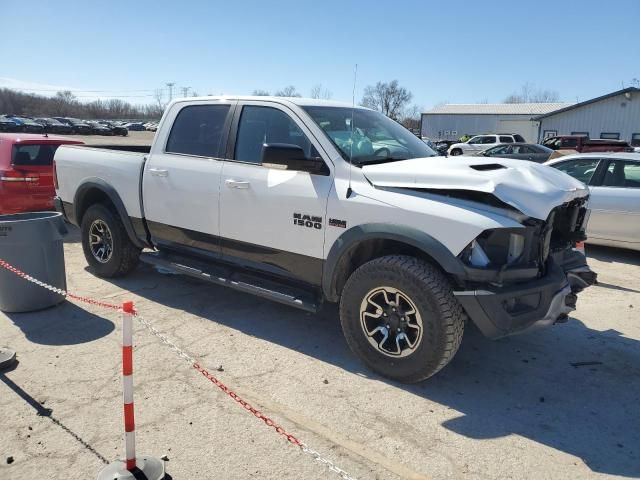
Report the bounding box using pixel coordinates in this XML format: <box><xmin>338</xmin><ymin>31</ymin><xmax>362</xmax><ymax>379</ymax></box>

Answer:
<box><xmin>1</xmin><ymin>81</ymin><xmax>562</xmax><ymax>126</ymax></box>
<box><xmin>0</xmin><ymin>88</ymin><xmax>164</xmax><ymax>120</ymax></box>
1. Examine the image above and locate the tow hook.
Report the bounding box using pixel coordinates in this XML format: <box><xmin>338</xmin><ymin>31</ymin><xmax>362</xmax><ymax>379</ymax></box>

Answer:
<box><xmin>564</xmin><ymin>292</ymin><xmax>578</xmax><ymax>309</ymax></box>
<box><xmin>567</xmin><ymin>267</ymin><xmax>598</xmax><ymax>293</ymax></box>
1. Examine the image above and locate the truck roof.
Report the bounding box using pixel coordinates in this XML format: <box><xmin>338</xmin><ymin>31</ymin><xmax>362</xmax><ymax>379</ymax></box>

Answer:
<box><xmin>167</xmin><ymin>95</ymin><xmax>367</xmax><ymax>109</ymax></box>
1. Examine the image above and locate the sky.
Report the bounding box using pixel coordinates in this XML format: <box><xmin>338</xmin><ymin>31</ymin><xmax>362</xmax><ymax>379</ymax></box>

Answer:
<box><xmin>1</xmin><ymin>0</ymin><xmax>639</xmax><ymax>111</ymax></box>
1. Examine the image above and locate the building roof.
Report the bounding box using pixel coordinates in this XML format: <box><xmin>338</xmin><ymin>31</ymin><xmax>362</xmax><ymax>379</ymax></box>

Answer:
<box><xmin>533</xmin><ymin>87</ymin><xmax>640</xmax><ymax>119</ymax></box>
<box><xmin>423</xmin><ymin>103</ymin><xmax>573</xmax><ymax>115</ymax></box>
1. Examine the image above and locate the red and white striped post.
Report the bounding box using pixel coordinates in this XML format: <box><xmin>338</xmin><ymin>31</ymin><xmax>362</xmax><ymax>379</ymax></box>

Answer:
<box><xmin>122</xmin><ymin>301</ymin><xmax>137</xmax><ymax>471</ymax></box>
<box><xmin>97</xmin><ymin>301</ymin><xmax>166</xmax><ymax>480</ymax></box>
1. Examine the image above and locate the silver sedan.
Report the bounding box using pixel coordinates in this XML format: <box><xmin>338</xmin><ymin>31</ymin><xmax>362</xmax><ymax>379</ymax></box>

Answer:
<box><xmin>545</xmin><ymin>153</ymin><xmax>640</xmax><ymax>251</ymax></box>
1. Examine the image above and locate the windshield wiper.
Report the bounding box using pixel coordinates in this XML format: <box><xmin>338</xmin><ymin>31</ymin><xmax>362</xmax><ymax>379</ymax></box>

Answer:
<box><xmin>352</xmin><ymin>156</ymin><xmax>408</xmax><ymax>166</ymax></box>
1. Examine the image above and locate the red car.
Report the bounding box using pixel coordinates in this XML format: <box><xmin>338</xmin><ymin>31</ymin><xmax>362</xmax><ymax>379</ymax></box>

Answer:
<box><xmin>0</xmin><ymin>133</ymin><xmax>83</xmax><ymax>214</ymax></box>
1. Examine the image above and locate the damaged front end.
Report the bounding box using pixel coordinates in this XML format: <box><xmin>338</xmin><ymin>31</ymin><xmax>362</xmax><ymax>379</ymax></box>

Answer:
<box><xmin>453</xmin><ymin>197</ymin><xmax>597</xmax><ymax>339</ymax></box>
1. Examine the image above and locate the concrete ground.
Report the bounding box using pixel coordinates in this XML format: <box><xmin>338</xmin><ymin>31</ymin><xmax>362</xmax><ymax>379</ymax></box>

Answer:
<box><xmin>0</xmin><ymin>228</ymin><xmax>638</xmax><ymax>480</ymax></box>
<box><xmin>68</xmin><ymin>129</ymin><xmax>156</xmax><ymax>146</ymax></box>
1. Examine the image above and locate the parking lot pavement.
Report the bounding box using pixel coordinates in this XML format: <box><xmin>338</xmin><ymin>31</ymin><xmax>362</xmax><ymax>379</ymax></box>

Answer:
<box><xmin>0</xmin><ymin>228</ymin><xmax>638</xmax><ymax>480</ymax></box>
<box><xmin>68</xmin><ymin>130</ymin><xmax>155</xmax><ymax>146</ymax></box>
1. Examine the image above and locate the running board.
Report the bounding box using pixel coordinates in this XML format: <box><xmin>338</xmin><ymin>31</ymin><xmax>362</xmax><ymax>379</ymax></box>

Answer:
<box><xmin>140</xmin><ymin>252</ymin><xmax>320</xmax><ymax>313</ymax></box>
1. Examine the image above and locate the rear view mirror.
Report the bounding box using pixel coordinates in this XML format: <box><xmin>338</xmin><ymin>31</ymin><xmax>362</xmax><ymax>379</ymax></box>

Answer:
<box><xmin>261</xmin><ymin>143</ymin><xmax>328</xmax><ymax>175</ymax></box>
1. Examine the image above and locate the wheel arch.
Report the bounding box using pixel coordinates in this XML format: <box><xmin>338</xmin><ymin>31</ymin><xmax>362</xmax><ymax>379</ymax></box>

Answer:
<box><xmin>322</xmin><ymin>224</ymin><xmax>466</xmax><ymax>302</ymax></box>
<box><xmin>73</xmin><ymin>179</ymin><xmax>148</xmax><ymax>249</ymax></box>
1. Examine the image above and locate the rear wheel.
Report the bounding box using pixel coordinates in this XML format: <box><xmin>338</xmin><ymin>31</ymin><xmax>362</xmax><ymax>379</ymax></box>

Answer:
<box><xmin>81</xmin><ymin>204</ymin><xmax>140</xmax><ymax>277</ymax></box>
<box><xmin>339</xmin><ymin>255</ymin><xmax>465</xmax><ymax>383</ymax></box>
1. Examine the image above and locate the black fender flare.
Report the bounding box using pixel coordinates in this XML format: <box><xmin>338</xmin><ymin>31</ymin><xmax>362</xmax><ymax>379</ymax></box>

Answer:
<box><xmin>73</xmin><ymin>179</ymin><xmax>148</xmax><ymax>249</ymax></box>
<box><xmin>322</xmin><ymin>223</ymin><xmax>467</xmax><ymax>302</ymax></box>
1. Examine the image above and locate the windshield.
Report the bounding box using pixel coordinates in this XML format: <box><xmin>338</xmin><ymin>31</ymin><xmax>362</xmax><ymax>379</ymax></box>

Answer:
<box><xmin>302</xmin><ymin>106</ymin><xmax>437</xmax><ymax>165</ymax></box>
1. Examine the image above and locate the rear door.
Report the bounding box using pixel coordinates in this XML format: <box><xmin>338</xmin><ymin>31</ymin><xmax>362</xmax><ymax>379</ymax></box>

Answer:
<box><xmin>142</xmin><ymin>100</ymin><xmax>235</xmax><ymax>256</ymax></box>
<box><xmin>588</xmin><ymin>159</ymin><xmax>640</xmax><ymax>246</ymax></box>
<box><xmin>218</xmin><ymin>101</ymin><xmax>333</xmax><ymax>285</ymax></box>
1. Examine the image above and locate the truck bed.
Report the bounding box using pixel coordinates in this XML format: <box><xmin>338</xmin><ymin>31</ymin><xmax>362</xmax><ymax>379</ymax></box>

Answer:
<box><xmin>54</xmin><ymin>144</ymin><xmax>147</xmax><ymax>219</ymax></box>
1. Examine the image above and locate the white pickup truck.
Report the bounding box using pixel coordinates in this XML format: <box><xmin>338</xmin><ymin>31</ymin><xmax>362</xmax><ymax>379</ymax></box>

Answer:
<box><xmin>54</xmin><ymin>96</ymin><xmax>596</xmax><ymax>383</ymax></box>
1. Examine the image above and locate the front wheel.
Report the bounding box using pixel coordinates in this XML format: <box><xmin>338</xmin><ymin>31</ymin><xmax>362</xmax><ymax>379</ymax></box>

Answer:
<box><xmin>339</xmin><ymin>255</ymin><xmax>465</xmax><ymax>383</ymax></box>
<box><xmin>81</xmin><ymin>204</ymin><xmax>140</xmax><ymax>277</ymax></box>
<box><xmin>450</xmin><ymin>148</ymin><xmax>462</xmax><ymax>156</ymax></box>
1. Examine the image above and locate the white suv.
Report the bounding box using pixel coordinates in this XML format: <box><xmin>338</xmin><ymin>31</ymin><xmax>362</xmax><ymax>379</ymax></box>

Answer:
<box><xmin>448</xmin><ymin>134</ymin><xmax>526</xmax><ymax>156</ymax></box>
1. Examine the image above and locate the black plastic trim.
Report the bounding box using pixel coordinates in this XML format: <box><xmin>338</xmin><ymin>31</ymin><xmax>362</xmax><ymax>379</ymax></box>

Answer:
<box><xmin>322</xmin><ymin>223</ymin><xmax>467</xmax><ymax>302</ymax></box>
<box><xmin>146</xmin><ymin>220</ymin><xmax>323</xmax><ymax>286</ymax></box>
<box><xmin>72</xmin><ymin>179</ymin><xmax>149</xmax><ymax>249</ymax></box>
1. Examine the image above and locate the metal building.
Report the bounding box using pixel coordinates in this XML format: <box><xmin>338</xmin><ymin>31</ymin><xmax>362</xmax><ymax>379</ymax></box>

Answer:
<box><xmin>421</xmin><ymin>103</ymin><xmax>570</xmax><ymax>143</ymax></box>
<box><xmin>534</xmin><ymin>87</ymin><xmax>640</xmax><ymax>144</ymax></box>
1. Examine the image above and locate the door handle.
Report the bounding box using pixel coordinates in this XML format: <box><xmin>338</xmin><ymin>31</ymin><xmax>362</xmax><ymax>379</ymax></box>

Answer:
<box><xmin>225</xmin><ymin>179</ymin><xmax>250</xmax><ymax>189</ymax></box>
<box><xmin>149</xmin><ymin>168</ymin><xmax>168</xmax><ymax>177</ymax></box>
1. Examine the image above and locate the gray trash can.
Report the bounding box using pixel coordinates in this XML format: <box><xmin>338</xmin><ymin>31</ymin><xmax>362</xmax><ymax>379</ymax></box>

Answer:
<box><xmin>0</xmin><ymin>212</ymin><xmax>67</xmax><ymax>312</ymax></box>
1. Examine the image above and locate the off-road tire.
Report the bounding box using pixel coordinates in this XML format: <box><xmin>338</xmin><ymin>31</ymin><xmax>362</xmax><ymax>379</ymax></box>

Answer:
<box><xmin>81</xmin><ymin>204</ymin><xmax>140</xmax><ymax>278</ymax></box>
<box><xmin>339</xmin><ymin>255</ymin><xmax>465</xmax><ymax>383</ymax></box>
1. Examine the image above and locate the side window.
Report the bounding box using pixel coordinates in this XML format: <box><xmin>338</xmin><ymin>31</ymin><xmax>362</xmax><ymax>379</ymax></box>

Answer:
<box><xmin>499</xmin><ymin>136</ymin><xmax>514</xmax><ymax>143</ymax></box>
<box><xmin>554</xmin><ymin>158</ymin><xmax>600</xmax><ymax>184</ymax></box>
<box><xmin>467</xmin><ymin>136</ymin><xmax>482</xmax><ymax>144</ymax></box>
<box><xmin>514</xmin><ymin>134</ymin><xmax>526</xmax><ymax>142</ymax></box>
<box><xmin>600</xmin><ymin>132</ymin><xmax>620</xmax><ymax>140</ymax></box>
<box><xmin>234</xmin><ymin>106</ymin><xmax>316</xmax><ymax>164</ymax></box>
<box><xmin>12</xmin><ymin>144</ymin><xmax>58</xmax><ymax>166</ymax></box>
<box><xmin>481</xmin><ymin>136</ymin><xmax>496</xmax><ymax>144</ymax></box>
<box><xmin>602</xmin><ymin>160</ymin><xmax>640</xmax><ymax>188</ymax></box>
<box><xmin>571</xmin><ymin>131</ymin><xmax>589</xmax><ymax>137</ymax></box>
<box><xmin>561</xmin><ymin>137</ymin><xmax>578</xmax><ymax>148</ymax></box>
<box><xmin>166</xmin><ymin>104</ymin><xmax>230</xmax><ymax>158</ymax></box>
<box><xmin>489</xmin><ymin>145</ymin><xmax>511</xmax><ymax>155</ymax></box>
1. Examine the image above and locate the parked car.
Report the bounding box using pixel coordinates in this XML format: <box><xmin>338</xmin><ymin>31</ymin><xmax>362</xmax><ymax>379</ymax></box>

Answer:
<box><xmin>0</xmin><ymin>133</ymin><xmax>83</xmax><ymax>214</ymax></box>
<box><xmin>430</xmin><ymin>139</ymin><xmax>456</xmax><ymax>156</ymax></box>
<box><xmin>448</xmin><ymin>133</ymin><xmax>526</xmax><ymax>156</ymax></box>
<box><xmin>545</xmin><ymin>152</ymin><xmax>640</xmax><ymax>251</ymax></box>
<box><xmin>52</xmin><ymin>117</ymin><xmax>93</xmax><ymax>135</ymax></box>
<box><xmin>86</xmin><ymin>121</ymin><xmax>114</xmax><ymax>136</ymax></box>
<box><xmin>144</xmin><ymin>122</ymin><xmax>158</xmax><ymax>132</ymax></box>
<box><xmin>34</xmin><ymin>118</ymin><xmax>73</xmax><ymax>135</ymax></box>
<box><xmin>8</xmin><ymin>116</ymin><xmax>45</xmax><ymax>134</ymax></box>
<box><xmin>124</xmin><ymin>122</ymin><xmax>146</xmax><ymax>131</ymax></box>
<box><xmin>54</xmin><ymin>96</ymin><xmax>595</xmax><ymax>383</ymax></box>
<box><xmin>477</xmin><ymin>143</ymin><xmax>554</xmax><ymax>163</ymax></box>
<box><xmin>0</xmin><ymin>116</ymin><xmax>19</xmax><ymax>132</ymax></box>
<box><xmin>542</xmin><ymin>135</ymin><xmax>633</xmax><ymax>156</ymax></box>
<box><xmin>98</xmin><ymin>121</ymin><xmax>128</xmax><ymax>136</ymax></box>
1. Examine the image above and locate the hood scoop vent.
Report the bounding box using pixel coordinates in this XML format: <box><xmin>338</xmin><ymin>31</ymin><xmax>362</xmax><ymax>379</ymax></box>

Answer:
<box><xmin>470</xmin><ymin>163</ymin><xmax>507</xmax><ymax>171</ymax></box>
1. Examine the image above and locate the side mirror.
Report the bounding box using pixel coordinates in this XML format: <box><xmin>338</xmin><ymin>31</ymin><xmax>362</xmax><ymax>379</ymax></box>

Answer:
<box><xmin>261</xmin><ymin>143</ymin><xmax>328</xmax><ymax>175</ymax></box>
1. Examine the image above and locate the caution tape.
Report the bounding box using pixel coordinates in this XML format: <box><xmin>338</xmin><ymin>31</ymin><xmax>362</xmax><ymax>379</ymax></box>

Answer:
<box><xmin>0</xmin><ymin>258</ymin><xmax>357</xmax><ymax>480</ymax></box>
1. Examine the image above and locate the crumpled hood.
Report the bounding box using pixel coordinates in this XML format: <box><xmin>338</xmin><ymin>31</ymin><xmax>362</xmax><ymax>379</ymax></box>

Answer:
<box><xmin>362</xmin><ymin>156</ymin><xmax>589</xmax><ymax>220</ymax></box>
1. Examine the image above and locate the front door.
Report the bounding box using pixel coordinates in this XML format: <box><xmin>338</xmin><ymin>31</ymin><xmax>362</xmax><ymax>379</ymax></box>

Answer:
<box><xmin>219</xmin><ymin>101</ymin><xmax>333</xmax><ymax>285</ymax></box>
<box><xmin>588</xmin><ymin>159</ymin><xmax>640</xmax><ymax>246</ymax></box>
<box><xmin>142</xmin><ymin>101</ymin><xmax>234</xmax><ymax>255</ymax></box>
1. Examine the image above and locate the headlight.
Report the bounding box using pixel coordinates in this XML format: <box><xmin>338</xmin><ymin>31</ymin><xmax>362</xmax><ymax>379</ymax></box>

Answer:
<box><xmin>461</xmin><ymin>228</ymin><xmax>533</xmax><ymax>268</ymax></box>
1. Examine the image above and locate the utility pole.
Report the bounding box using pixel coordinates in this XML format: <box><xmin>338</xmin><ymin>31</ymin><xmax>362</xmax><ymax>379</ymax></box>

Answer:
<box><xmin>181</xmin><ymin>86</ymin><xmax>190</xmax><ymax>98</ymax></box>
<box><xmin>165</xmin><ymin>82</ymin><xmax>175</xmax><ymax>102</ymax></box>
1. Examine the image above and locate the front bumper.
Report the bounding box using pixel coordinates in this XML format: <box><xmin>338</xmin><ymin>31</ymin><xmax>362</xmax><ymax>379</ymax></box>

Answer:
<box><xmin>454</xmin><ymin>254</ymin><xmax>596</xmax><ymax>339</ymax></box>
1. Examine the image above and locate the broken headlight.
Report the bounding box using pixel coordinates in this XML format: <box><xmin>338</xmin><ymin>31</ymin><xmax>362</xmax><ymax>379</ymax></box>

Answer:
<box><xmin>460</xmin><ymin>227</ymin><xmax>540</xmax><ymax>269</ymax></box>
